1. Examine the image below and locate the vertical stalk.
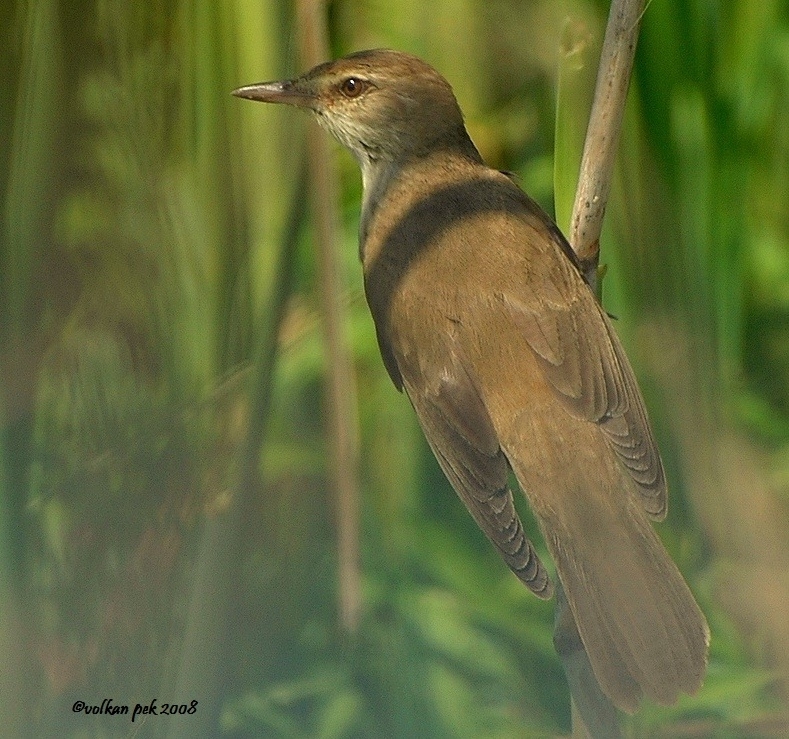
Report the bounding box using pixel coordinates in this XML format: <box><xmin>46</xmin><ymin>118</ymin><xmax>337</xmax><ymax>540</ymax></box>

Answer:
<box><xmin>569</xmin><ymin>0</ymin><xmax>645</xmax><ymax>296</ymax></box>
<box><xmin>295</xmin><ymin>0</ymin><xmax>362</xmax><ymax>633</ymax></box>
<box><xmin>556</xmin><ymin>1</ymin><xmax>646</xmax><ymax>735</ymax></box>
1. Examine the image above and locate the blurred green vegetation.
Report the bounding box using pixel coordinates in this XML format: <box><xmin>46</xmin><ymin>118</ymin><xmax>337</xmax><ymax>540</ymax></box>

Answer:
<box><xmin>1</xmin><ymin>0</ymin><xmax>789</xmax><ymax>737</ymax></box>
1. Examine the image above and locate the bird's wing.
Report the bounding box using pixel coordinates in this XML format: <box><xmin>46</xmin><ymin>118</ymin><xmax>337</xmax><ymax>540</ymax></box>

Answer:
<box><xmin>401</xmin><ymin>348</ymin><xmax>553</xmax><ymax>598</ymax></box>
<box><xmin>497</xmin><ymin>216</ymin><xmax>667</xmax><ymax>518</ymax></box>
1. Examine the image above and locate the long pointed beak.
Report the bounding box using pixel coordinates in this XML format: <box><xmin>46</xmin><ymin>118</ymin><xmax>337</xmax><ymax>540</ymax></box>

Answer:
<box><xmin>232</xmin><ymin>80</ymin><xmax>315</xmax><ymax>108</ymax></box>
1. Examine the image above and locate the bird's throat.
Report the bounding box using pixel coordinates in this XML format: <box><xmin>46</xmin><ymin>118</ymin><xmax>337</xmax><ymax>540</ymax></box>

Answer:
<box><xmin>359</xmin><ymin>156</ymin><xmax>401</xmax><ymax>260</ymax></box>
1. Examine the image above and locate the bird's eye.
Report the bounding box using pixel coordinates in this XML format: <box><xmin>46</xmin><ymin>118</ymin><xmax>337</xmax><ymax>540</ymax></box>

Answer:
<box><xmin>339</xmin><ymin>77</ymin><xmax>366</xmax><ymax>98</ymax></box>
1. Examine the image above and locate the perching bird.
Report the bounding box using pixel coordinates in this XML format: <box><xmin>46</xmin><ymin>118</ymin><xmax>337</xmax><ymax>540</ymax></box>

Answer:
<box><xmin>234</xmin><ymin>49</ymin><xmax>709</xmax><ymax>713</ymax></box>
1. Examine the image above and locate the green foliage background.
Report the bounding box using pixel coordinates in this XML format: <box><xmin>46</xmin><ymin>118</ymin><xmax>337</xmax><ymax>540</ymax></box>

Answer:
<box><xmin>1</xmin><ymin>0</ymin><xmax>788</xmax><ymax>736</ymax></box>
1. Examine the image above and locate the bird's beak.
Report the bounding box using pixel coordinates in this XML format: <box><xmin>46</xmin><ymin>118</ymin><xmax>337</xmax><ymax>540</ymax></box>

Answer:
<box><xmin>232</xmin><ymin>80</ymin><xmax>316</xmax><ymax>109</ymax></box>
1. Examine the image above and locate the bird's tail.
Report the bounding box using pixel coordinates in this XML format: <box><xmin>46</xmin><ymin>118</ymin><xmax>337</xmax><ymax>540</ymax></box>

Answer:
<box><xmin>508</xmin><ymin>446</ymin><xmax>709</xmax><ymax>712</ymax></box>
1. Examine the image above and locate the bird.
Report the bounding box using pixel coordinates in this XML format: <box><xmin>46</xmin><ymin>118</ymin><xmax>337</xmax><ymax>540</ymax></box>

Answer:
<box><xmin>233</xmin><ymin>49</ymin><xmax>709</xmax><ymax>713</ymax></box>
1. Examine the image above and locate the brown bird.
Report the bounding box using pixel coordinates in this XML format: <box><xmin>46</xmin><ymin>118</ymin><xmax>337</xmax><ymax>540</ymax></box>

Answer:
<box><xmin>234</xmin><ymin>49</ymin><xmax>709</xmax><ymax>713</ymax></box>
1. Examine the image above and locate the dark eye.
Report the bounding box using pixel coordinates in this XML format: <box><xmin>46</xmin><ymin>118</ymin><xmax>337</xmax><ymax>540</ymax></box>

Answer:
<box><xmin>339</xmin><ymin>77</ymin><xmax>366</xmax><ymax>98</ymax></box>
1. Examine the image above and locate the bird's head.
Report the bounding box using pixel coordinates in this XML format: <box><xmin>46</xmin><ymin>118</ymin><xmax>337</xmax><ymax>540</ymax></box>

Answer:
<box><xmin>233</xmin><ymin>49</ymin><xmax>478</xmax><ymax>171</ymax></box>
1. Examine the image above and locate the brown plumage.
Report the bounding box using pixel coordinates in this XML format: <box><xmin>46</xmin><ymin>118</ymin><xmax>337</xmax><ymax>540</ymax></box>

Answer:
<box><xmin>234</xmin><ymin>49</ymin><xmax>709</xmax><ymax>712</ymax></box>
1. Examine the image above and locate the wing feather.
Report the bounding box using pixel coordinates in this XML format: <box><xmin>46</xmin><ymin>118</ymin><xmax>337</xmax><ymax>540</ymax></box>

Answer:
<box><xmin>497</xmin><ymin>229</ymin><xmax>667</xmax><ymax>517</ymax></box>
<box><xmin>401</xmin><ymin>355</ymin><xmax>553</xmax><ymax>598</ymax></box>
